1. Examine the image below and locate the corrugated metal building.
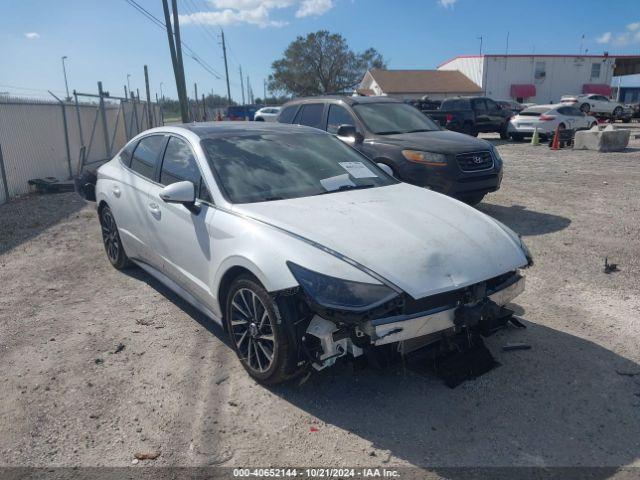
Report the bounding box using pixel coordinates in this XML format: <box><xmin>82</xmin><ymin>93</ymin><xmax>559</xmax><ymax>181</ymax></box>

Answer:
<box><xmin>438</xmin><ymin>54</ymin><xmax>640</xmax><ymax>104</ymax></box>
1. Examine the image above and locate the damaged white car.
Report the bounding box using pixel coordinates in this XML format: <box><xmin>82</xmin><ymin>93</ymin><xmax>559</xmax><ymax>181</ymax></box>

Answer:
<box><xmin>93</xmin><ymin>122</ymin><xmax>532</xmax><ymax>384</ymax></box>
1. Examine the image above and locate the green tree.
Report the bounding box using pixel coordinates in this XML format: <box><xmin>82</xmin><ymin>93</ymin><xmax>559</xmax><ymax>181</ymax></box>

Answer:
<box><xmin>268</xmin><ymin>31</ymin><xmax>385</xmax><ymax>97</ymax></box>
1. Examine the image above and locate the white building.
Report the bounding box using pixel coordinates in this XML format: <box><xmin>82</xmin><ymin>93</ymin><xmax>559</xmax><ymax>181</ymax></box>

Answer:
<box><xmin>437</xmin><ymin>54</ymin><xmax>637</xmax><ymax>104</ymax></box>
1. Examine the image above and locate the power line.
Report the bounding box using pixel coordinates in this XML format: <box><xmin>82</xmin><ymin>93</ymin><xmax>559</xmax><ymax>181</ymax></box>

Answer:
<box><xmin>124</xmin><ymin>0</ymin><xmax>222</xmax><ymax>79</ymax></box>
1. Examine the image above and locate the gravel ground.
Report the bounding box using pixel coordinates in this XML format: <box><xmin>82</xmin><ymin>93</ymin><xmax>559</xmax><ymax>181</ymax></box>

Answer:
<box><xmin>1</xmin><ymin>133</ymin><xmax>639</xmax><ymax>474</ymax></box>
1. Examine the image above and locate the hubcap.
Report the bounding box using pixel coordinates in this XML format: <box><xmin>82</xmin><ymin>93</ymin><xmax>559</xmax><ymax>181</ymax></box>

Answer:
<box><xmin>230</xmin><ymin>288</ymin><xmax>275</xmax><ymax>373</ymax></box>
<box><xmin>101</xmin><ymin>210</ymin><xmax>120</xmax><ymax>263</ymax></box>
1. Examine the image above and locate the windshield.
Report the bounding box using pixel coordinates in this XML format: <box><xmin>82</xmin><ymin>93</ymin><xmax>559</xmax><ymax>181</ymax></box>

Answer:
<box><xmin>201</xmin><ymin>131</ymin><xmax>397</xmax><ymax>204</ymax></box>
<box><xmin>353</xmin><ymin>103</ymin><xmax>440</xmax><ymax>135</ymax></box>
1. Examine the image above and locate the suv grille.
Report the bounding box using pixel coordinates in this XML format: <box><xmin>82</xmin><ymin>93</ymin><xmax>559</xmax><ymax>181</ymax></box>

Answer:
<box><xmin>456</xmin><ymin>151</ymin><xmax>494</xmax><ymax>172</ymax></box>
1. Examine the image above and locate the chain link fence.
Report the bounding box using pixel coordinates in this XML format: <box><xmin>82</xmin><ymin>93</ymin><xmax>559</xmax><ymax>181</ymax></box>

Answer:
<box><xmin>0</xmin><ymin>89</ymin><xmax>162</xmax><ymax>204</ymax></box>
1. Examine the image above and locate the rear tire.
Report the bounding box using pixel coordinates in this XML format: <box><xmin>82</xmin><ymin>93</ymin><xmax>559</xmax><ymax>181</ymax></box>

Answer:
<box><xmin>499</xmin><ymin>123</ymin><xmax>509</xmax><ymax>139</ymax></box>
<box><xmin>580</xmin><ymin>103</ymin><xmax>590</xmax><ymax>114</ymax></box>
<box><xmin>255</xmin><ymin>117</ymin><xmax>265</xmax><ymax>122</ymax></box>
<box><xmin>510</xmin><ymin>133</ymin><xmax>523</xmax><ymax>142</ymax></box>
<box><xmin>99</xmin><ymin>205</ymin><xmax>131</xmax><ymax>270</ymax></box>
<box><xmin>613</xmin><ymin>106</ymin><xmax>622</xmax><ymax>118</ymax></box>
<box><xmin>225</xmin><ymin>275</ymin><xmax>296</xmax><ymax>385</ymax></box>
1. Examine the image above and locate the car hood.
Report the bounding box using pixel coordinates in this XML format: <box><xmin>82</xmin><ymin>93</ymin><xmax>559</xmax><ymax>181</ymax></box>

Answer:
<box><xmin>373</xmin><ymin>129</ymin><xmax>492</xmax><ymax>154</ymax></box>
<box><xmin>233</xmin><ymin>184</ymin><xmax>528</xmax><ymax>299</ymax></box>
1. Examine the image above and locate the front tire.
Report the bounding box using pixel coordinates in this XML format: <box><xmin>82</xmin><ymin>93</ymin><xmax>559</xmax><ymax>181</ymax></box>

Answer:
<box><xmin>99</xmin><ymin>205</ymin><xmax>131</xmax><ymax>270</ymax></box>
<box><xmin>613</xmin><ymin>107</ymin><xmax>622</xmax><ymax>118</ymax></box>
<box><xmin>255</xmin><ymin>117</ymin><xmax>265</xmax><ymax>122</ymax></box>
<box><xmin>580</xmin><ymin>103</ymin><xmax>590</xmax><ymax>114</ymax></box>
<box><xmin>225</xmin><ymin>275</ymin><xmax>295</xmax><ymax>385</ymax></box>
<box><xmin>499</xmin><ymin>123</ymin><xmax>509</xmax><ymax>139</ymax></box>
<box><xmin>460</xmin><ymin>194</ymin><xmax>485</xmax><ymax>206</ymax></box>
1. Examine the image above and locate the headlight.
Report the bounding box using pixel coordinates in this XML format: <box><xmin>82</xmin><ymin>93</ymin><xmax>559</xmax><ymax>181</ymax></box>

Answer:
<box><xmin>491</xmin><ymin>146</ymin><xmax>503</xmax><ymax>166</ymax></box>
<box><xmin>287</xmin><ymin>262</ymin><xmax>399</xmax><ymax>312</ymax></box>
<box><xmin>402</xmin><ymin>150</ymin><xmax>447</xmax><ymax>166</ymax></box>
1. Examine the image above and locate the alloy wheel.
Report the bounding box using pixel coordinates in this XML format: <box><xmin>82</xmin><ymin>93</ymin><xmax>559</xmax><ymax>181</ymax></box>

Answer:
<box><xmin>230</xmin><ymin>288</ymin><xmax>276</xmax><ymax>373</ymax></box>
<box><xmin>101</xmin><ymin>209</ymin><xmax>120</xmax><ymax>263</ymax></box>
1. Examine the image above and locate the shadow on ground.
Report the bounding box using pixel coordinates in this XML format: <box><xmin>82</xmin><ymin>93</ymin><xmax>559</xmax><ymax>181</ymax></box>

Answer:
<box><xmin>125</xmin><ymin>264</ymin><xmax>640</xmax><ymax>473</ymax></box>
<box><xmin>478</xmin><ymin>203</ymin><xmax>571</xmax><ymax>236</ymax></box>
<box><xmin>269</xmin><ymin>318</ymin><xmax>640</xmax><ymax>472</ymax></box>
<box><xmin>0</xmin><ymin>192</ymin><xmax>86</xmax><ymax>255</ymax></box>
<box><xmin>122</xmin><ymin>266</ymin><xmax>231</xmax><ymax>348</ymax></box>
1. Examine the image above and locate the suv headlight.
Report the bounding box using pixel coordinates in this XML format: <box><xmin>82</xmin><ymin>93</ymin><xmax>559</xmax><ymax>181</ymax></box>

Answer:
<box><xmin>402</xmin><ymin>150</ymin><xmax>447</xmax><ymax>166</ymax></box>
<box><xmin>287</xmin><ymin>262</ymin><xmax>399</xmax><ymax>312</ymax></box>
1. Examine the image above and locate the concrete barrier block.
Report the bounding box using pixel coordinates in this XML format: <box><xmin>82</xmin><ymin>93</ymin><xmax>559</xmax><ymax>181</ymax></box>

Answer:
<box><xmin>574</xmin><ymin>128</ymin><xmax>630</xmax><ymax>152</ymax></box>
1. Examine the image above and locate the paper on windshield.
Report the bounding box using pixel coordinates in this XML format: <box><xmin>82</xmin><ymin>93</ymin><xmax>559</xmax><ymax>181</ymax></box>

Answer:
<box><xmin>320</xmin><ymin>174</ymin><xmax>355</xmax><ymax>191</ymax></box>
<box><xmin>338</xmin><ymin>162</ymin><xmax>378</xmax><ymax>179</ymax></box>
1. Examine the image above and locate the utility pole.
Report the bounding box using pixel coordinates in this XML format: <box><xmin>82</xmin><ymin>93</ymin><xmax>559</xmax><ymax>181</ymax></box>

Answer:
<box><xmin>220</xmin><ymin>28</ymin><xmax>232</xmax><ymax>106</ymax></box>
<box><xmin>263</xmin><ymin>79</ymin><xmax>267</xmax><ymax>104</ymax></box>
<box><xmin>194</xmin><ymin>83</ymin><xmax>199</xmax><ymax>121</ymax></box>
<box><xmin>239</xmin><ymin>66</ymin><xmax>245</xmax><ymax>105</ymax></box>
<box><xmin>161</xmin><ymin>0</ymin><xmax>189</xmax><ymax>123</ymax></box>
<box><xmin>172</xmin><ymin>0</ymin><xmax>189</xmax><ymax>121</ymax></box>
<box><xmin>144</xmin><ymin>65</ymin><xmax>152</xmax><ymax>128</ymax></box>
<box><xmin>477</xmin><ymin>36</ymin><xmax>483</xmax><ymax>55</ymax></box>
<box><xmin>61</xmin><ymin>56</ymin><xmax>70</xmax><ymax>101</ymax></box>
<box><xmin>247</xmin><ymin>75</ymin><xmax>252</xmax><ymax>104</ymax></box>
<box><xmin>202</xmin><ymin>93</ymin><xmax>207</xmax><ymax>121</ymax></box>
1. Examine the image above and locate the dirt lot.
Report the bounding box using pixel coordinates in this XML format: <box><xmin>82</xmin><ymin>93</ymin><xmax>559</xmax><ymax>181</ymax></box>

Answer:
<box><xmin>1</xmin><ymin>133</ymin><xmax>640</xmax><ymax>474</ymax></box>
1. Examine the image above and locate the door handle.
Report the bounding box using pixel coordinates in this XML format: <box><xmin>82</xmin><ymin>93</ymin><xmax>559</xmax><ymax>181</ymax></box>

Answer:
<box><xmin>111</xmin><ymin>186</ymin><xmax>121</xmax><ymax>198</ymax></box>
<box><xmin>148</xmin><ymin>202</ymin><xmax>160</xmax><ymax>215</ymax></box>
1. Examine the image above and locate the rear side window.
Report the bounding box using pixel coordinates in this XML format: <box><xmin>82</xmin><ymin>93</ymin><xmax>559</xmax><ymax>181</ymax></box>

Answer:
<box><xmin>295</xmin><ymin>104</ymin><xmax>324</xmax><ymax>129</ymax></box>
<box><xmin>160</xmin><ymin>137</ymin><xmax>211</xmax><ymax>202</ymax></box>
<box><xmin>277</xmin><ymin>105</ymin><xmax>298</xmax><ymax>123</ymax></box>
<box><xmin>130</xmin><ymin>135</ymin><xmax>166</xmax><ymax>180</ymax></box>
<box><xmin>473</xmin><ymin>99</ymin><xmax>487</xmax><ymax>112</ymax></box>
<box><xmin>118</xmin><ymin>144</ymin><xmax>135</xmax><ymax>167</ymax></box>
<box><xmin>326</xmin><ymin>105</ymin><xmax>355</xmax><ymax>134</ymax></box>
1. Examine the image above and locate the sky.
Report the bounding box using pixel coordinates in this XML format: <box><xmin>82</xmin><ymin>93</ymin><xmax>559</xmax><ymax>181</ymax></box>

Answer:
<box><xmin>1</xmin><ymin>0</ymin><xmax>640</xmax><ymax>102</ymax></box>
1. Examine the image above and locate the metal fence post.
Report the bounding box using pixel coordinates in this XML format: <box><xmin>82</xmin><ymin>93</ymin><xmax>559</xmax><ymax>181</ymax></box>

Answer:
<box><xmin>48</xmin><ymin>90</ymin><xmax>73</xmax><ymax>179</ymax></box>
<box><xmin>97</xmin><ymin>82</ymin><xmax>111</xmax><ymax>158</ymax></box>
<box><xmin>0</xmin><ymin>143</ymin><xmax>9</xmax><ymax>203</ymax></box>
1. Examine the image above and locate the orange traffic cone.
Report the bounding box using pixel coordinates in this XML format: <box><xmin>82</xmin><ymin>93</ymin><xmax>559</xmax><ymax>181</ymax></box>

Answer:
<box><xmin>550</xmin><ymin>126</ymin><xmax>560</xmax><ymax>150</ymax></box>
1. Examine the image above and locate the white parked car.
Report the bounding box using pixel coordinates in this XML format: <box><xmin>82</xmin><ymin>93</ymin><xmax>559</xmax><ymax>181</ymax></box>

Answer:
<box><xmin>560</xmin><ymin>94</ymin><xmax>628</xmax><ymax>118</ymax></box>
<box><xmin>253</xmin><ymin>106</ymin><xmax>281</xmax><ymax>122</ymax></box>
<box><xmin>94</xmin><ymin>123</ymin><xmax>532</xmax><ymax>384</ymax></box>
<box><xmin>508</xmin><ymin>104</ymin><xmax>598</xmax><ymax>141</ymax></box>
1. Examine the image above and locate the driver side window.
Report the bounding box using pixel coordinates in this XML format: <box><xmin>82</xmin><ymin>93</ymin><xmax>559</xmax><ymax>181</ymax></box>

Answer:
<box><xmin>160</xmin><ymin>137</ymin><xmax>212</xmax><ymax>202</ymax></box>
<box><xmin>326</xmin><ymin>104</ymin><xmax>355</xmax><ymax>134</ymax></box>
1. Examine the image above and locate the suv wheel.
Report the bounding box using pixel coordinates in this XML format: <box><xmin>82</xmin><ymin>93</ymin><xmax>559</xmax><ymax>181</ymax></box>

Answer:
<box><xmin>225</xmin><ymin>275</ymin><xmax>296</xmax><ymax>385</ymax></box>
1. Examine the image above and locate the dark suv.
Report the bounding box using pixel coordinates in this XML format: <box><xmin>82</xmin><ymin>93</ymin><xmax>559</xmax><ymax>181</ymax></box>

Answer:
<box><xmin>278</xmin><ymin>96</ymin><xmax>503</xmax><ymax>205</ymax></box>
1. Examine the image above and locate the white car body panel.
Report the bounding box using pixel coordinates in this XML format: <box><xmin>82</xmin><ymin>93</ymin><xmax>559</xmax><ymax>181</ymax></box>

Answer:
<box><xmin>235</xmin><ymin>183</ymin><xmax>528</xmax><ymax>299</ymax></box>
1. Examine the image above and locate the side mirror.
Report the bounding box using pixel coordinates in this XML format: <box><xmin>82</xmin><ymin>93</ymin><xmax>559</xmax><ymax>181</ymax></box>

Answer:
<box><xmin>159</xmin><ymin>181</ymin><xmax>200</xmax><ymax>213</ymax></box>
<box><xmin>336</xmin><ymin>124</ymin><xmax>363</xmax><ymax>144</ymax></box>
<box><xmin>376</xmin><ymin>163</ymin><xmax>394</xmax><ymax>177</ymax></box>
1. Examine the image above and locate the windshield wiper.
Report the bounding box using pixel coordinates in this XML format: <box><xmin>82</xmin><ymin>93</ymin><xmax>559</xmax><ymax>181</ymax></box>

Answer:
<box><xmin>404</xmin><ymin>128</ymin><xmax>434</xmax><ymax>133</ymax></box>
<box><xmin>375</xmin><ymin>130</ymin><xmax>402</xmax><ymax>135</ymax></box>
<box><xmin>317</xmin><ymin>184</ymin><xmax>375</xmax><ymax>195</ymax></box>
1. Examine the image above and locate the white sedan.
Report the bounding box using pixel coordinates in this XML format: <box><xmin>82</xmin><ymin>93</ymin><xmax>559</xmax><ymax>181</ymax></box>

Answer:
<box><xmin>94</xmin><ymin>123</ymin><xmax>531</xmax><ymax>384</ymax></box>
<box><xmin>561</xmin><ymin>94</ymin><xmax>628</xmax><ymax>118</ymax></box>
<box><xmin>253</xmin><ymin>106</ymin><xmax>281</xmax><ymax>122</ymax></box>
<box><xmin>509</xmin><ymin>104</ymin><xmax>598</xmax><ymax>141</ymax></box>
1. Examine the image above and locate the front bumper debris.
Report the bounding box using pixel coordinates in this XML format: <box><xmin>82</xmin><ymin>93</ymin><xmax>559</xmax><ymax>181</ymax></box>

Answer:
<box><xmin>366</xmin><ymin>274</ymin><xmax>525</xmax><ymax>346</ymax></box>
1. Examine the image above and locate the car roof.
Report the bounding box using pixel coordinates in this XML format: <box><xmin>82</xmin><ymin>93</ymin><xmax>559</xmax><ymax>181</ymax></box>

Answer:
<box><xmin>174</xmin><ymin>121</ymin><xmax>323</xmax><ymax>139</ymax></box>
<box><xmin>282</xmin><ymin>95</ymin><xmax>401</xmax><ymax>107</ymax></box>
